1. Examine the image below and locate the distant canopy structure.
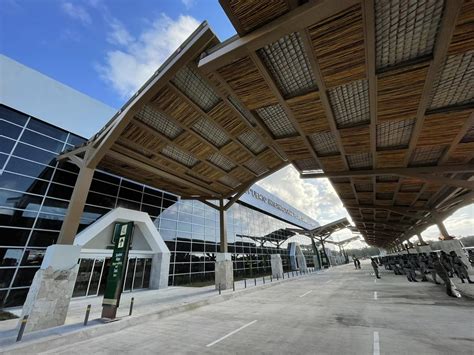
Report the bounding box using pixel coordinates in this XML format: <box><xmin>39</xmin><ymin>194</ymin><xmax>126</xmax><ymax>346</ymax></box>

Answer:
<box><xmin>62</xmin><ymin>0</ymin><xmax>474</xmax><ymax>249</ymax></box>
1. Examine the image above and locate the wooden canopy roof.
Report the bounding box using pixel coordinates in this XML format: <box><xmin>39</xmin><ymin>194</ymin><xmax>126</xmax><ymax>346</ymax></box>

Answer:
<box><xmin>288</xmin><ymin>217</ymin><xmax>352</xmax><ymax>238</ymax></box>
<box><xmin>63</xmin><ymin>0</ymin><xmax>474</xmax><ymax>248</ymax></box>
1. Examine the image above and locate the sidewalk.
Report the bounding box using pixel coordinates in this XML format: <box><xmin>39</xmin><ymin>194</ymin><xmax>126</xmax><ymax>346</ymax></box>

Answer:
<box><xmin>0</xmin><ymin>269</ymin><xmax>318</xmax><ymax>353</ymax></box>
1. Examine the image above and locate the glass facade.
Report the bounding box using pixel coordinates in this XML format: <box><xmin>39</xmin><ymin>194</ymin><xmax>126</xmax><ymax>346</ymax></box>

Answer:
<box><xmin>0</xmin><ymin>104</ymin><xmax>313</xmax><ymax>307</ymax></box>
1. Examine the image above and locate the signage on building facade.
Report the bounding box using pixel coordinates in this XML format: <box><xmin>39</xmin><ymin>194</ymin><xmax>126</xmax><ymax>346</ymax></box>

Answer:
<box><xmin>239</xmin><ymin>185</ymin><xmax>318</xmax><ymax>230</ymax></box>
<box><xmin>102</xmin><ymin>222</ymin><xmax>134</xmax><ymax>311</ymax></box>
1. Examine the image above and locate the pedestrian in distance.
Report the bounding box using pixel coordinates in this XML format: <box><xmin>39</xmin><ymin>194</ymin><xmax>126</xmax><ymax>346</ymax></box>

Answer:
<box><xmin>371</xmin><ymin>258</ymin><xmax>380</xmax><ymax>279</ymax></box>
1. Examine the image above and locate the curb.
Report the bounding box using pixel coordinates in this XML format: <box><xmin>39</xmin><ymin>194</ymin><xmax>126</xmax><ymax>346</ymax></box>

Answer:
<box><xmin>1</xmin><ymin>271</ymin><xmax>319</xmax><ymax>354</ymax></box>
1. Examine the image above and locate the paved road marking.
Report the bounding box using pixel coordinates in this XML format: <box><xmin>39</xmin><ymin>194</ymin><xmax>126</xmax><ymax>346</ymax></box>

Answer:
<box><xmin>299</xmin><ymin>290</ymin><xmax>313</xmax><ymax>298</ymax></box>
<box><xmin>374</xmin><ymin>291</ymin><xmax>378</xmax><ymax>300</ymax></box>
<box><xmin>325</xmin><ymin>280</ymin><xmax>332</xmax><ymax>284</ymax></box>
<box><xmin>373</xmin><ymin>331</ymin><xmax>380</xmax><ymax>355</ymax></box>
<box><xmin>206</xmin><ymin>320</ymin><xmax>258</xmax><ymax>347</ymax></box>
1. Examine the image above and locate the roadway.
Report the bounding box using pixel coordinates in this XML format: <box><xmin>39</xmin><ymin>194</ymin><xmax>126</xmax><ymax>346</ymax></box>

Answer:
<box><xmin>38</xmin><ymin>261</ymin><xmax>474</xmax><ymax>354</ymax></box>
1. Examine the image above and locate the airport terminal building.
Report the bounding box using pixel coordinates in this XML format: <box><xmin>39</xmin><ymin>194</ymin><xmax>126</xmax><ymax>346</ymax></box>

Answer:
<box><xmin>0</xmin><ymin>56</ymin><xmax>318</xmax><ymax>307</ymax></box>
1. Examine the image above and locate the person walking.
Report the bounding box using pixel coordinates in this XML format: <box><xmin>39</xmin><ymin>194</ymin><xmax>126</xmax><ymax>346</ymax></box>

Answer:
<box><xmin>371</xmin><ymin>258</ymin><xmax>380</xmax><ymax>279</ymax></box>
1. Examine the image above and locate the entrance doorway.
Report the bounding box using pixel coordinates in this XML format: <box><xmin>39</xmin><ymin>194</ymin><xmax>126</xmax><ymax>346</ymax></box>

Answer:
<box><xmin>72</xmin><ymin>256</ymin><xmax>152</xmax><ymax>298</ymax></box>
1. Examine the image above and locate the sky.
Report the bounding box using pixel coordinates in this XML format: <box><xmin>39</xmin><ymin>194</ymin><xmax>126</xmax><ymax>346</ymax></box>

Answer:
<box><xmin>1</xmin><ymin>0</ymin><xmax>472</xmax><ymax>249</ymax></box>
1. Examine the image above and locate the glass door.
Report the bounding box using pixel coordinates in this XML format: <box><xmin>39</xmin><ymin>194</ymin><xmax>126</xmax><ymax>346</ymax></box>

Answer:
<box><xmin>87</xmin><ymin>259</ymin><xmax>104</xmax><ymax>296</ymax></box>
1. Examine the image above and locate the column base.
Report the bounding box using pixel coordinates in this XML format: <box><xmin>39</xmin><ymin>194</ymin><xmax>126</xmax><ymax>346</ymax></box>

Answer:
<box><xmin>270</xmin><ymin>254</ymin><xmax>283</xmax><ymax>278</ymax></box>
<box><xmin>149</xmin><ymin>252</ymin><xmax>170</xmax><ymax>290</ymax></box>
<box><xmin>215</xmin><ymin>253</ymin><xmax>233</xmax><ymax>290</ymax></box>
<box><xmin>19</xmin><ymin>245</ymin><xmax>81</xmax><ymax>332</ymax></box>
<box><xmin>297</xmin><ymin>255</ymin><xmax>308</xmax><ymax>272</ymax></box>
<box><xmin>313</xmin><ymin>255</ymin><xmax>321</xmax><ymax>270</ymax></box>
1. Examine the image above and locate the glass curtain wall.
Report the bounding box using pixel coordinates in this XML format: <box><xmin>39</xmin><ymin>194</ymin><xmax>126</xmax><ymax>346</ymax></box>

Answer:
<box><xmin>0</xmin><ymin>104</ymin><xmax>313</xmax><ymax>307</ymax></box>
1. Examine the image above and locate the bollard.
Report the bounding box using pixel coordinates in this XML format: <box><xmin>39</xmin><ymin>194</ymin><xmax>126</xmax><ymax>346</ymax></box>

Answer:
<box><xmin>244</xmin><ymin>279</ymin><xmax>247</xmax><ymax>288</ymax></box>
<box><xmin>84</xmin><ymin>304</ymin><xmax>91</xmax><ymax>326</ymax></box>
<box><xmin>129</xmin><ymin>297</ymin><xmax>134</xmax><ymax>316</ymax></box>
<box><xmin>219</xmin><ymin>283</ymin><xmax>221</xmax><ymax>295</ymax></box>
<box><xmin>233</xmin><ymin>281</ymin><xmax>235</xmax><ymax>292</ymax></box>
<box><xmin>263</xmin><ymin>276</ymin><xmax>265</xmax><ymax>284</ymax></box>
<box><xmin>292</xmin><ymin>271</ymin><xmax>295</xmax><ymax>277</ymax></box>
<box><xmin>16</xmin><ymin>315</ymin><xmax>28</xmax><ymax>342</ymax></box>
<box><xmin>287</xmin><ymin>272</ymin><xmax>290</xmax><ymax>278</ymax></box>
<box><xmin>254</xmin><ymin>278</ymin><xmax>257</xmax><ymax>286</ymax></box>
<box><xmin>270</xmin><ymin>274</ymin><xmax>273</xmax><ymax>282</ymax></box>
<box><xmin>282</xmin><ymin>272</ymin><xmax>284</xmax><ymax>279</ymax></box>
<box><xmin>276</xmin><ymin>274</ymin><xmax>278</xmax><ymax>281</ymax></box>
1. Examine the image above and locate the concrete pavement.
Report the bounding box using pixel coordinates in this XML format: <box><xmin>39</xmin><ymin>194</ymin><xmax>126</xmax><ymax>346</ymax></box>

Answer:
<box><xmin>2</xmin><ymin>260</ymin><xmax>472</xmax><ymax>354</ymax></box>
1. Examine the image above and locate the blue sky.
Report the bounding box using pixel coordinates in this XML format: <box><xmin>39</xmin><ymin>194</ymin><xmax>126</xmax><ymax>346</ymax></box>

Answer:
<box><xmin>1</xmin><ymin>0</ymin><xmax>235</xmax><ymax>109</ymax></box>
<box><xmin>1</xmin><ymin>0</ymin><xmax>472</xmax><ymax>247</ymax></box>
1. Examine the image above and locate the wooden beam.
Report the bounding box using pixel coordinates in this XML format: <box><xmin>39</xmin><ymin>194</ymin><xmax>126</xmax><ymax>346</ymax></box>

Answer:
<box><xmin>112</xmin><ymin>137</ymin><xmax>223</xmax><ymax>194</ymax></box>
<box><xmin>402</xmin><ymin>0</ymin><xmax>464</xmax><ymax>167</ymax></box>
<box><xmin>57</xmin><ymin>165</ymin><xmax>95</xmax><ymax>245</ymax></box>
<box><xmin>199</xmin><ymin>0</ymin><xmax>360</xmax><ymax>72</ymax></box>
<box><xmin>362</xmin><ymin>0</ymin><xmax>378</xmax><ymax>213</ymax></box>
<box><xmin>401</xmin><ymin>173</ymin><xmax>474</xmax><ymax>190</ymax></box>
<box><xmin>299</xmin><ymin>28</ymin><xmax>361</xmax><ymax>206</ymax></box>
<box><xmin>106</xmin><ymin>149</ymin><xmax>219</xmax><ymax>196</ymax></box>
<box><xmin>84</xmin><ymin>23</ymin><xmax>216</xmax><ymax>169</ymax></box>
<box><xmin>204</xmin><ymin>70</ymin><xmax>289</xmax><ymax>161</ymax></box>
<box><xmin>248</xmin><ymin>52</ymin><xmax>324</xmax><ymax>173</ymax></box>
<box><xmin>301</xmin><ymin>165</ymin><xmax>474</xmax><ymax>178</ymax></box>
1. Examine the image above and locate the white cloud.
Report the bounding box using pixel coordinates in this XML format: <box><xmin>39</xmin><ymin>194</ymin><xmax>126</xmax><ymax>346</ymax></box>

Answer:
<box><xmin>258</xmin><ymin>165</ymin><xmax>349</xmax><ymax>226</ymax></box>
<box><xmin>61</xmin><ymin>2</ymin><xmax>92</xmax><ymax>25</ymax></box>
<box><xmin>97</xmin><ymin>14</ymin><xmax>200</xmax><ymax>98</ymax></box>
<box><xmin>106</xmin><ymin>18</ymin><xmax>134</xmax><ymax>46</ymax></box>
<box><xmin>181</xmin><ymin>0</ymin><xmax>195</xmax><ymax>9</ymax></box>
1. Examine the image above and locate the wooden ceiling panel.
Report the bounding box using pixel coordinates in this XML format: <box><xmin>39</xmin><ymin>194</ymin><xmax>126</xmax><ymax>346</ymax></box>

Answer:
<box><xmin>318</xmin><ymin>155</ymin><xmax>347</xmax><ymax>172</ymax></box>
<box><xmin>257</xmin><ymin>148</ymin><xmax>284</xmax><ymax>169</ymax></box>
<box><xmin>152</xmin><ymin>85</ymin><xmax>201</xmax><ymax>127</ymax></box>
<box><xmin>376</xmin><ymin>182</ymin><xmax>398</xmax><ymax>193</ymax></box>
<box><xmin>173</xmin><ymin>132</ymin><xmax>215</xmax><ymax>160</ymax></box>
<box><xmin>192</xmin><ymin>161</ymin><xmax>226</xmax><ymax>181</ymax></box>
<box><xmin>417</xmin><ymin>110</ymin><xmax>471</xmax><ymax>147</ymax></box>
<box><xmin>339</xmin><ymin>125</ymin><xmax>371</xmax><ymax>154</ymax></box>
<box><xmin>285</xmin><ymin>91</ymin><xmax>329</xmax><ymax>134</ymax></box>
<box><xmin>217</xmin><ymin>56</ymin><xmax>278</xmax><ymax>110</ymax></box>
<box><xmin>120</xmin><ymin>123</ymin><xmax>166</xmax><ymax>152</ymax></box>
<box><xmin>221</xmin><ymin>141</ymin><xmax>253</xmax><ymax>165</ymax></box>
<box><xmin>447</xmin><ymin>0</ymin><xmax>474</xmax><ymax>55</ymax></box>
<box><xmin>220</xmin><ymin>0</ymin><xmax>290</xmax><ymax>35</ymax></box>
<box><xmin>229</xmin><ymin>166</ymin><xmax>254</xmax><ymax>182</ymax></box>
<box><xmin>333</xmin><ymin>182</ymin><xmax>353</xmax><ymax>195</ymax></box>
<box><xmin>308</xmin><ymin>4</ymin><xmax>366</xmax><ymax>87</ymax></box>
<box><xmin>445</xmin><ymin>142</ymin><xmax>474</xmax><ymax>165</ymax></box>
<box><xmin>208</xmin><ymin>101</ymin><xmax>248</xmax><ymax>137</ymax></box>
<box><xmin>377</xmin><ymin>63</ymin><xmax>429</xmax><ymax>122</ymax></box>
<box><xmin>276</xmin><ymin>136</ymin><xmax>314</xmax><ymax>161</ymax></box>
<box><xmin>376</xmin><ymin>150</ymin><xmax>407</xmax><ymax>168</ymax></box>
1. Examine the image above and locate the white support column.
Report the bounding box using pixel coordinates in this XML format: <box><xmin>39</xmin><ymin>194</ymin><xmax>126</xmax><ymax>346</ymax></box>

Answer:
<box><xmin>271</xmin><ymin>254</ymin><xmax>283</xmax><ymax>278</ymax></box>
<box><xmin>215</xmin><ymin>199</ymin><xmax>233</xmax><ymax>289</ymax></box>
<box><xmin>436</xmin><ymin>219</ymin><xmax>452</xmax><ymax>239</ymax></box>
<box><xmin>215</xmin><ymin>252</ymin><xmax>233</xmax><ymax>290</ymax></box>
<box><xmin>19</xmin><ymin>164</ymin><xmax>95</xmax><ymax>332</ymax></box>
